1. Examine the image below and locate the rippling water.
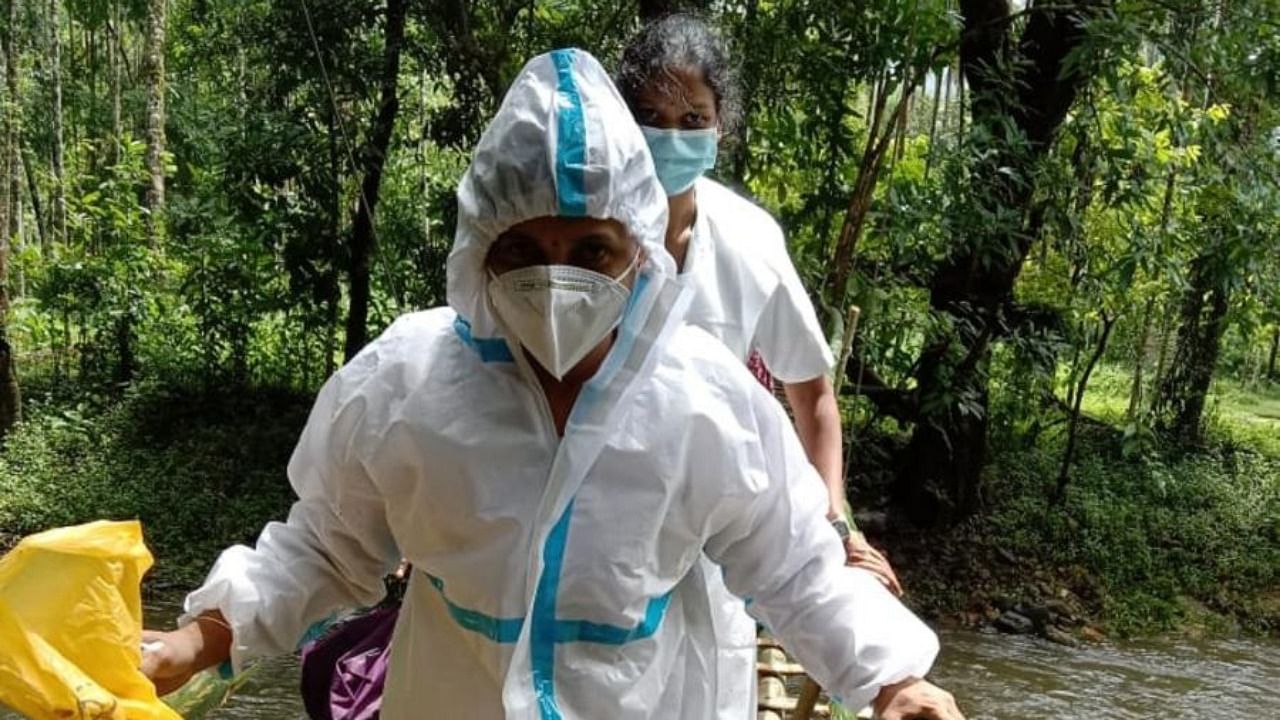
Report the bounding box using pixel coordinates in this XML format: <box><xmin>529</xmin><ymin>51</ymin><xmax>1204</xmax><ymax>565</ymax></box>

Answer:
<box><xmin>198</xmin><ymin>627</ymin><xmax>1280</xmax><ymax>719</ymax></box>
<box><xmin>2</xmin><ymin>615</ymin><xmax>1276</xmax><ymax>718</ymax></box>
<box><xmin>205</xmin><ymin>654</ymin><xmax>304</xmax><ymax>720</ymax></box>
<box><xmin>931</xmin><ymin>628</ymin><xmax>1280</xmax><ymax>719</ymax></box>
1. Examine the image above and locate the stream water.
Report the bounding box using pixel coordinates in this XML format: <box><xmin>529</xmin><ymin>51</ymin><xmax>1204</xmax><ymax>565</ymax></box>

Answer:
<box><xmin>3</xmin><ymin>615</ymin><xmax>1277</xmax><ymax>718</ymax></box>
<box><xmin>180</xmin><ymin>626</ymin><xmax>1280</xmax><ymax>719</ymax></box>
<box><xmin>928</xmin><ymin>628</ymin><xmax>1279</xmax><ymax>719</ymax></box>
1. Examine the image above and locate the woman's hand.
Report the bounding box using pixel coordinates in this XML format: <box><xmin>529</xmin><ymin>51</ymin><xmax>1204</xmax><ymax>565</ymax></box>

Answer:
<box><xmin>873</xmin><ymin>677</ymin><xmax>965</xmax><ymax>720</ymax></box>
<box><xmin>140</xmin><ymin>612</ymin><xmax>233</xmax><ymax>696</ymax></box>
<box><xmin>845</xmin><ymin>531</ymin><xmax>904</xmax><ymax>597</ymax></box>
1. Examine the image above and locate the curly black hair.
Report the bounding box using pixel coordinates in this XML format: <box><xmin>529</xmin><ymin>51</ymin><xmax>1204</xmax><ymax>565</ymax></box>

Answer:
<box><xmin>617</xmin><ymin>13</ymin><xmax>742</xmax><ymax>137</ymax></box>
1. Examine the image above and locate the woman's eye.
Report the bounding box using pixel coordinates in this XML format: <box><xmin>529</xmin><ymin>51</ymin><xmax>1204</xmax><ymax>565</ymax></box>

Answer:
<box><xmin>575</xmin><ymin>245</ymin><xmax>609</xmax><ymax>269</ymax></box>
<box><xmin>637</xmin><ymin>108</ymin><xmax>659</xmax><ymax>124</ymax></box>
<box><xmin>490</xmin><ymin>241</ymin><xmax>538</xmax><ymax>270</ymax></box>
<box><xmin>683</xmin><ymin>112</ymin><xmax>707</xmax><ymax>128</ymax></box>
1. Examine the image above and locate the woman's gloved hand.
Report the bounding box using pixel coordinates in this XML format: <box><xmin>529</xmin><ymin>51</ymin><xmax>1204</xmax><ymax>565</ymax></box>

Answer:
<box><xmin>873</xmin><ymin>677</ymin><xmax>965</xmax><ymax>720</ymax></box>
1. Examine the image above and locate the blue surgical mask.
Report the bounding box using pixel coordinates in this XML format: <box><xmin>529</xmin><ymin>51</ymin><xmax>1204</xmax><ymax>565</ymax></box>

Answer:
<box><xmin>641</xmin><ymin>126</ymin><xmax>718</xmax><ymax>196</ymax></box>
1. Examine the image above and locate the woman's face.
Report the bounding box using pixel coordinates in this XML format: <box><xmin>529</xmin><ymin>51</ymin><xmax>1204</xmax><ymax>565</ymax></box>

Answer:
<box><xmin>486</xmin><ymin>216</ymin><xmax>639</xmax><ymax>283</ymax></box>
<box><xmin>632</xmin><ymin>66</ymin><xmax>719</xmax><ymax>132</ymax></box>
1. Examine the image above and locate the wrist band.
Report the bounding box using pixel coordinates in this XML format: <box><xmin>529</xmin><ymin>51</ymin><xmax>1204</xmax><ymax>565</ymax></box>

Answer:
<box><xmin>830</xmin><ymin>517</ymin><xmax>853</xmax><ymax>540</ymax></box>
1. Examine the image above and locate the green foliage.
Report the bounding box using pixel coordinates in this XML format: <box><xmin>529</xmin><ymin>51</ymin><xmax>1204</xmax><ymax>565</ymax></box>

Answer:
<box><xmin>987</xmin><ymin>438</ymin><xmax>1280</xmax><ymax>635</ymax></box>
<box><xmin>0</xmin><ymin>377</ymin><xmax>310</xmax><ymax>585</ymax></box>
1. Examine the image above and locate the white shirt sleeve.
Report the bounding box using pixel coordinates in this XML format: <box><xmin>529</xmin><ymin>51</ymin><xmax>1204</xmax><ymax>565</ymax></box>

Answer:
<box><xmin>749</xmin><ymin>222</ymin><xmax>834</xmax><ymax>384</ymax></box>
<box><xmin>704</xmin><ymin>382</ymin><xmax>936</xmax><ymax>710</ymax></box>
<box><xmin>183</xmin><ymin>351</ymin><xmax>399</xmax><ymax>672</ymax></box>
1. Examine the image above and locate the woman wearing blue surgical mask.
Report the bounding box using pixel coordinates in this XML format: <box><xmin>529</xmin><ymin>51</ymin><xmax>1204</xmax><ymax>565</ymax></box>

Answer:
<box><xmin>619</xmin><ymin>16</ymin><xmax>902</xmax><ymax>718</ymax></box>
<box><xmin>618</xmin><ymin>16</ymin><xmax>899</xmax><ymax>585</ymax></box>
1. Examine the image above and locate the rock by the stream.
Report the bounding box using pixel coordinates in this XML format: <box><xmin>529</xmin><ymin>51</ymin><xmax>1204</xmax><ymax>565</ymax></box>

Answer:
<box><xmin>1080</xmin><ymin>625</ymin><xmax>1106</xmax><ymax>642</ymax></box>
<box><xmin>1042</xmin><ymin>625</ymin><xmax>1081</xmax><ymax>647</ymax></box>
<box><xmin>1045</xmin><ymin>598</ymin><xmax>1082</xmax><ymax>627</ymax></box>
<box><xmin>993</xmin><ymin>610</ymin><xmax>1036</xmax><ymax>635</ymax></box>
<box><xmin>1019</xmin><ymin>604</ymin><xmax>1052</xmax><ymax>630</ymax></box>
<box><xmin>993</xmin><ymin>595</ymin><xmax>1017</xmax><ymax>613</ymax></box>
<box><xmin>995</xmin><ymin>546</ymin><xmax>1019</xmax><ymax>565</ymax></box>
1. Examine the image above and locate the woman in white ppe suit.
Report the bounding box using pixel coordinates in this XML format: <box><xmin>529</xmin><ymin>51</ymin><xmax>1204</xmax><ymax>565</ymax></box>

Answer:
<box><xmin>140</xmin><ymin>49</ymin><xmax>963</xmax><ymax>720</ymax></box>
<box><xmin>617</xmin><ymin>13</ymin><xmax>900</xmax><ymax>586</ymax></box>
<box><xmin>617</xmin><ymin>16</ymin><xmax>902</xmax><ymax>718</ymax></box>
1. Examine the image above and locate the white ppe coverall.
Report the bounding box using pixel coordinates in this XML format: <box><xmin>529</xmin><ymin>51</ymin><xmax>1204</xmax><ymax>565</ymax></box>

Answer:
<box><xmin>183</xmin><ymin>48</ymin><xmax>938</xmax><ymax>719</ymax></box>
<box><xmin>683</xmin><ymin>176</ymin><xmax>835</xmax><ymax>383</ymax></box>
<box><xmin>680</xmin><ymin>176</ymin><xmax>840</xmax><ymax>718</ymax></box>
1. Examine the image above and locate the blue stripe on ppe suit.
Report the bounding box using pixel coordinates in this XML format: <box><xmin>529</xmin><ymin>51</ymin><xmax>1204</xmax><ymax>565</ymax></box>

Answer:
<box><xmin>551</xmin><ymin>49</ymin><xmax>588</xmax><ymax>217</ymax></box>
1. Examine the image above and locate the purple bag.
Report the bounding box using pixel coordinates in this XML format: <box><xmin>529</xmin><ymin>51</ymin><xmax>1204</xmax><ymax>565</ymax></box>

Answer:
<box><xmin>299</xmin><ymin>603</ymin><xmax>399</xmax><ymax>720</ymax></box>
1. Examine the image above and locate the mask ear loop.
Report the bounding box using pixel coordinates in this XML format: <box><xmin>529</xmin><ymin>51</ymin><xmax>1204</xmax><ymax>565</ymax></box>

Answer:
<box><xmin>613</xmin><ymin>246</ymin><xmax>644</xmax><ymax>284</ymax></box>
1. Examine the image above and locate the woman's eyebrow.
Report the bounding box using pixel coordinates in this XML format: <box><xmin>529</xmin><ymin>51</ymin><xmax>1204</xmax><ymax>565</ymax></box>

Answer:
<box><xmin>576</xmin><ymin>233</ymin><xmax>631</xmax><ymax>250</ymax></box>
<box><xmin>495</xmin><ymin>231</ymin><xmax>535</xmax><ymax>246</ymax></box>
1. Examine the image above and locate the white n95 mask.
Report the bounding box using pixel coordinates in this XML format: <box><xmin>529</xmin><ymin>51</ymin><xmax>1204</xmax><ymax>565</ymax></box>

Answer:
<box><xmin>488</xmin><ymin>255</ymin><xmax>639</xmax><ymax>380</ymax></box>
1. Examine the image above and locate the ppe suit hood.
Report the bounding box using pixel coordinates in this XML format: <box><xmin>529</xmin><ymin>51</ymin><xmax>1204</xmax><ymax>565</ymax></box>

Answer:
<box><xmin>448</xmin><ymin>48</ymin><xmax>673</xmax><ymax>339</ymax></box>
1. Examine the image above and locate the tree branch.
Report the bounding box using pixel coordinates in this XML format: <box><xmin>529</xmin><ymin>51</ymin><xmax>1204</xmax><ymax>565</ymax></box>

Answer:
<box><xmin>840</xmin><ymin>354</ymin><xmax>919</xmax><ymax>423</ymax></box>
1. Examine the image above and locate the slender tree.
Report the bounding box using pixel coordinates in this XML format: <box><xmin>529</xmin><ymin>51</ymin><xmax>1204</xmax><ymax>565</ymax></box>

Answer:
<box><xmin>343</xmin><ymin>0</ymin><xmax>407</xmax><ymax>360</ymax></box>
<box><xmin>0</xmin><ymin>0</ymin><xmax>20</xmax><ymax>434</ymax></box>
<box><xmin>109</xmin><ymin>0</ymin><xmax>122</xmax><ymax>166</ymax></box>
<box><xmin>143</xmin><ymin>0</ymin><xmax>166</xmax><ymax>245</ymax></box>
<box><xmin>1267</xmin><ymin>327</ymin><xmax>1278</xmax><ymax>380</ymax></box>
<box><xmin>0</xmin><ymin>9</ymin><xmax>9</xmax><ymax>254</ymax></box>
<box><xmin>50</xmin><ymin>0</ymin><xmax>67</xmax><ymax>246</ymax></box>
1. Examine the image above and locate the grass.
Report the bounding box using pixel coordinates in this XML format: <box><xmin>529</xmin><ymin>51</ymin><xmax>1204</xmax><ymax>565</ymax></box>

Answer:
<box><xmin>878</xmin><ymin>364</ymin><xmax>1280</xmax><ymax>637</ymax></box>
<box><xmin>994</xmin><ymin>365</ymin><xmax>1280</xmax><ymax>634</ymax></box>
<box><xmin>1076</xmin><ymin>364</ymin><xmax>1280</xmax><ymax>457</ymax></box>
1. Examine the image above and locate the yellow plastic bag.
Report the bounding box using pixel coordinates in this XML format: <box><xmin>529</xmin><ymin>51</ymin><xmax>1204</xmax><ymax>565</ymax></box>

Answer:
<box><xmin>0</xmin><ymin>520</ymin><xmax>180</xmax><ymax>720</ymax></box>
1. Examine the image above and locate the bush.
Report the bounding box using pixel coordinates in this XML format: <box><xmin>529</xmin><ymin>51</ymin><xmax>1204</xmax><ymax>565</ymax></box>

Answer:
<box><xmin>986</xmin><ymin>435</ymin><xmax>1280</xmax><ymax>634</ymax></box>
<box><xmin>0</xmin><ymin>378</ymin><xmax>311</xmax><ymax>587</ymax></box>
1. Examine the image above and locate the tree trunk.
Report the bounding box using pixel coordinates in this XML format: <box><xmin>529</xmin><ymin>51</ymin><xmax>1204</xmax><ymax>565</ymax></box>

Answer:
<box><xmin>821</xmin><ymin>67</ymin><xmax>926</xmax><ymax>323</ymax></box>
<box><xmin>5</xmin><ymin>2</ymin><xmax>21</xmax><ymax>297</ymax></box>
<box><xmin>114</xmin><ymin>313</ymin><xmax>134</xmax><ymax>385</ymax></box>
<box><xmin>727</xmin><ymin>0</ymin><xmax>758</xmax><ymax>186</ymax></box>
<box><xmin>8</xmin><ymin>14</ymin><xmax>27</xmax><ymax>254</ymax></box>
<box><xmin>924</xmin><ymin>66</ymin><xmax>945</xmax><ymax>180</ymax></box>
<box><xmin>419</xmin><ymin>70</ymin><xmax>430</xmax><ymax>243</ymax></box>
<box><xmin>1056</xmin><ymin>312</ymin><xmax>1116</xmax><ymax>502</ymax></box>
<box><xmin>1127</xmin><ymin>171</ymin><xmax>1177</xmax><ymax>417</ymax></box>
<box><xmin>814</xmin><ymin>77</ymin><xmax>852</xmax><ymax>246</ymax></box>
<box><xmin>897</xmin><ymin>1</ymin><xmax>1099</xmax><ymax>526</ymax></box>
<box><xmin>0</xmin><ymin>0</ymin><xmax>19</xmax><ymax>435</ymax></box>
<box><xmin>325</xmin><ymin>299</ymin><xmax>337</xmax><ymax>378</ymax></box>
<box><xmin>0</xmin><ymin>21</ymin><xmax>8</xmax><ymax>258</ymax></box>
<box><xmin>1127</xmin><ymin>298</ymin><xmax>1154</xmax><ymax>420</ymax></box>
<box><xmin>1268</xmin><ymin>326</ymin><xmax>1278</xmax><ymax>380</ymax></box>
<box><xmin>109</xmin><ymin>2</ymin><xmax>122</xmax><ymax>166</ymax></box>
<box><xmin>1150</xmin><ymin>303</ymin><xmax>1173</xmax><ymax>402</ymax></box>
<box><xmin>23</xmin><ymin>145</ymin><xmax>43</xmax><ymax>250</ymax></box>
<box><xmin>143</xmin><ymin>0</ymin><xmax>167</xmax><ymax>245</ymax></box>
<box><xmin>893</xmin><ymin>90</ymin><xmax>911</xmax><ymax>163</ymax></box>
<box><xmin>50</xmin><ymin>0</ymin><xmax>67</xmax><ymax>246</ymax></box>
<box><xmin>1154</xmin><ymin>254</ymin><xmax>1231</xmax><ymax>445</ymax></box>
<box><xmin>942</xmin><ymin>60</ymin><xmax>956</xmax><ymax>138</ymax></box>
<box><xmin>343</xmin><ymin>0</ymin><xmax>407</xmax><ymax>361</ymax></box>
